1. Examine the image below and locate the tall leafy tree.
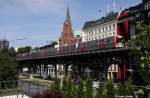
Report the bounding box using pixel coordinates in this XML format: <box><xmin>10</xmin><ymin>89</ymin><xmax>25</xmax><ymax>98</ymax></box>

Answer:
<box><xmin>127</xmin><ymin>13</ymin><xmax>150</xmax><ymax>86</ymax></box>
<box><xmin>0</xmin><ymin>53</ymin><xmax>18</xmax><ymax>81</ymax></box>
<box><xmin>126</xmin><ymin>12</ymin><xmax>150</xmax><ymax>98</ymax></box>
<box><xmin>17</xmin><ymin>46</ymin><xmax>32</xmax><ymax>53</ymax></box>
<box><xmin>84</xmin><ymin>75</ymin><xmax>93</xmax><ymax>98</ymax></box>
<box><xmin>105</xmin><ymin>80</ymin><xmax>115</xmax><ymax>98</ymax></box>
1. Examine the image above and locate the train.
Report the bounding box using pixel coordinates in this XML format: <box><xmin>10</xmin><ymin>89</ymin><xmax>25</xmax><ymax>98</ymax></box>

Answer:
<box><xmin>17</xmin><ymin>34</ymin><xmax>123</xmax><ymax>58</ymax></box>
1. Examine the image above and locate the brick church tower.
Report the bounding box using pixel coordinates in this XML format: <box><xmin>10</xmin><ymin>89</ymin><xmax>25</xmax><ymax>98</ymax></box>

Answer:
<box><xmin>59</xmin><ymin>7</ymin><xmax>74</xmax><ymax>46</ymax></box>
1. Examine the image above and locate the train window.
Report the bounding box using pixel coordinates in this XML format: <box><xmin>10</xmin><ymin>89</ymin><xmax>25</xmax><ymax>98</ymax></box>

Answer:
<box><xmin>106</xmin><ymin>39</ymin><xmax>110</xmax><ymax>43</ymax></box>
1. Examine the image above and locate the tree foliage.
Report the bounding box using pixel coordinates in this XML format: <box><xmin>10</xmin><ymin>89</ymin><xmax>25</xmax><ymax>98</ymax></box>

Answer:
<box><xmin>126</xmin><ymin>13</ymin><xmax>150</xmax><ymax>86</ymax></box>
<box><xmin>17</xmin><ymin>46</ymin><xmax>32</xmax><ymax>53</ymax></box>
<box><xmin>0</xmin><ymin>53</ymin><xmax>18</xmax><ymax>81</ymax></box>
<box><xmin>105</xmin><ymin>80</ymin><xmax>115</xmax><ymax>98</ymax></box>
<box><xmin>84</xmin><ymin>75</ymin><xmax>93</xmax><ymax>98</ymax></box>
<box><xmin>0</xmin><ymin>46</ymin><xmax>18</xmax><ymax>81</ymax></box>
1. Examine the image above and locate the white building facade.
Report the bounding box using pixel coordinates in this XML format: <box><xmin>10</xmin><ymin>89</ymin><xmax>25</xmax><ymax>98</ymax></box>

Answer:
<box><xmin>82</xmin><ymin>12</ymin><xmax>118</xmax><ymax>42</ymax></box>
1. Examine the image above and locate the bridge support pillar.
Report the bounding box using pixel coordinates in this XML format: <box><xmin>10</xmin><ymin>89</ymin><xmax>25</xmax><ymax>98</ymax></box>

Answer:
<box><xmin>39</xmin><ymin>65</ymin><xmax>42</xmax><ymax>77</ymax></box>
<box><xmin>77</xmin><ymin>65</ymin><xmax>81</xmax><ymax>77</ymax></box>
<box><xmin>54</xmin><ymin>64</ymin><xmax>57</xmax><ymax>78</ymax></box>
<box><xmin>18</xmin><ymin>65</ymin><xmax>23</xmax><ymax>76</ymax></box>
<box><xmin>43</xmin><ymin>64</ymin><xmax>48</xmax><ymax>79</ymax></box>
<box><xmin>64</xmin><ymin>64</ymin><xmax>69</xmax><ymax>76</ymax></box>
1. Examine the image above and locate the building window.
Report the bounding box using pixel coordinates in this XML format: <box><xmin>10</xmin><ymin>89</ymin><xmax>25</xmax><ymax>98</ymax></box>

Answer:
<box><xmin>95</xmin><ymin>37</ymin><xmax>97</xmax><ymax>39</ymax></box>
<box><xmin>103</xmin><ymin>27</ymin><xmax>104</xmax><ymax>32</ymax></box>
<box><xmin>109</xmin><ymin>25</ymin><xmax>111</xmax><ymax>30</ymax></box>
<box><xmin>104</xmin><ymin>27</ymin><xmax>106</xmax><ymax>31</ymax></box>
<box><xmin>113</xmin><ymin>24</ymin><xmax>115</xmax><ymax>29</ymax></box>
<box><xmin>92</xmin><ymin>30</ymin><xmax>93</xmax><ymax>35</ymax></box>
<box><xmin>145</xmin><ymin>2</ymin><xmax>149</xmax><ymax>9</ymax></box>
<box><xmin>95</xmin><ymin>30</ymin><xmax>97</xmax><ymax>34</ymax></box>
<box><xmin>99</xmin><ymin>36</ymin><xmax>101</xmax><ymax>39</ymax></box>
<box><xmin>92</xmin><ymin>38</ymin><xmax>93</xmax><ymax>40</ymax></box>
<box><xmin>106</xmin><ymin>26</ymin><xmax>107</xmax><ymax>31</ymax></box>
<box><xmin>99</xmin><ymin>29</ymin><xmax>100</xmax><ymax>33</ymax></box>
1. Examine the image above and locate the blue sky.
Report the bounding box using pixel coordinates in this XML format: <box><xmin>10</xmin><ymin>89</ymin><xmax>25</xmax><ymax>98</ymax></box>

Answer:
<box><xmin>0</xmin><ymin>0</ymin><xmax>141</xmax><ymax>48</ymax></box>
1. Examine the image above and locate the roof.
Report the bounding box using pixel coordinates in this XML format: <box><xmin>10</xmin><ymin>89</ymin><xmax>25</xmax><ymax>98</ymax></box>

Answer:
<box><xmin>39</xmin><ymin>41</ymin><xmax>57</xmax><ymax>50</ymax></box>
<box><xmin>83</xmin><ymin>12</ymin><xmax>118</xmax><ymax>30</ymax></box>
<box><xmin>73</xmin><ymin>30</ymin><xmax>82</xmax><ymax>37</ymax></box>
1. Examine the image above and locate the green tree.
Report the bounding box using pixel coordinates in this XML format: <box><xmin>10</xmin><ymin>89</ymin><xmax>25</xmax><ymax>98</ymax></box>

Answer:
<box><xmin>51</xmin><ymin>78</ymin><xmax>60</xmax><ymax>91</ymax></box>
<box><xmin>9</xmin><ymin>47</ymin><xmax>16</xmax><ymax>57</ymax></box>
<box><xmin>125</xmin><ymin>82</ymin><xmax>136</xmax><ymax>98</ymax></box>
<box><xmin>77</xmin><ymin>79</ymin><xmax>85</xmax><ymax>98</ymax></box>
<box><xmin>84</xmin><ymin>75</ymin><xmax>93</xmax><ymax>98</ymax></box>
<box><xmin>127</xmin><ymin>18</ymin><xmax>150</xmax><ymax>85</ymax></box>
<box><xmin>17</xmin><ymin>46</ymin><xmax>32</xmax><ymax>53</ymax></box>
<box><xmin>96</xmin><ymin>83</ymin><xmax>104</xmax><ymax>98</ymax></box>
<box><xmin>117</xmin><ymin>82</ymin><xmax>125</xmax><ymax>96</ymax></box>
<box><xmin>105</xmin><ymin>80</ymin><xmax>115</xmax><ymax>98</ymax></box>
<box><xmin>0</xmin><ymin>53</ymin><xmax>18</xmax><ymax>81</ymax></box>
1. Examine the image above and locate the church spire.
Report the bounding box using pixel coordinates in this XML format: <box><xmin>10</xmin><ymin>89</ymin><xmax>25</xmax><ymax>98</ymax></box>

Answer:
<box><xmin>66</xmin><ymin>6</ymin><xmax>70</xmax><ymax>21</ymax></box>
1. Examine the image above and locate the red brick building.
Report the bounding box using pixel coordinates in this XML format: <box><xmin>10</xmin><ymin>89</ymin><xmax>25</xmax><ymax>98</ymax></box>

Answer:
<box><xmin>59</xmin><ymin>7</ymin><xmax>81</xmax><ymax>47</ymax></box>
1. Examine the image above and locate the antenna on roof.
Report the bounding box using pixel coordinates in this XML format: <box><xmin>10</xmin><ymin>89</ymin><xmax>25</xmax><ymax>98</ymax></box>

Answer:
<box><xmin>99</xmin><ymin>9</ymin><xmax>102</xmax><ymax>18</ymax></box>
<box><xmin>113</xmin><ymin>0</ymin><xmax>116</xmax><ymax>12</ymax></box>
<box><xmin>107</xmin><ymin>4</ymin><xmax>110</xmax><ymax>14</ymax></box>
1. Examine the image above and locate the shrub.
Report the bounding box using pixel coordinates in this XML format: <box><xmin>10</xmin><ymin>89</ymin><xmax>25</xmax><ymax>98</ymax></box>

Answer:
<box><xmin>95</xmin><ymin>83</ymin><xmax>104</xmax><ymax>98</ymax></box>
<box><xmin>106</xmin><ymin>80</ymin><xmax>115</xmax><ymax>98</ymax></box>
<box><xmin>84</xmin><ymin>75</ymin><xmax>93</xmax><ymax>98</ymax></box>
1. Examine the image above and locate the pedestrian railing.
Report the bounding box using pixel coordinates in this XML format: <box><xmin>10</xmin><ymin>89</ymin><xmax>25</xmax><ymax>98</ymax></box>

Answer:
<box><xmin>0</xmin><ymin>80</ymin><xmax>48</xmax><ymax>97</ymax></box>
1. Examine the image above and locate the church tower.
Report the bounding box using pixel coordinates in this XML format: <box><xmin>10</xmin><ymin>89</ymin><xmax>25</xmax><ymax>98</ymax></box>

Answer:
<box><xmin>59</xmin><ymin>7</ymin><xmax>74</xmax><ymax>46</ymax></box>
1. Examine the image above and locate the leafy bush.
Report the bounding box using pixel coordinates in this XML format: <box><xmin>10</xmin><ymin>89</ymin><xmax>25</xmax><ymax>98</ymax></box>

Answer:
<box><xmin>84</xmin><ymin>75</ymin><xmax>93</xmax><ymax>98</ymax></box>
<box><xmin>95</xmin><ymin>83</ymin><xmax>104</xmax><ymax>98</ymax></box>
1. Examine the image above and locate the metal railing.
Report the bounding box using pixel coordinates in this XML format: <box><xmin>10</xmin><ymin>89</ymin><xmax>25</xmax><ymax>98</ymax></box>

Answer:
<box><xmin>0</xmin><ymin>80</ymin><xmax>48</xmax><ymax>97</ymax></box>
